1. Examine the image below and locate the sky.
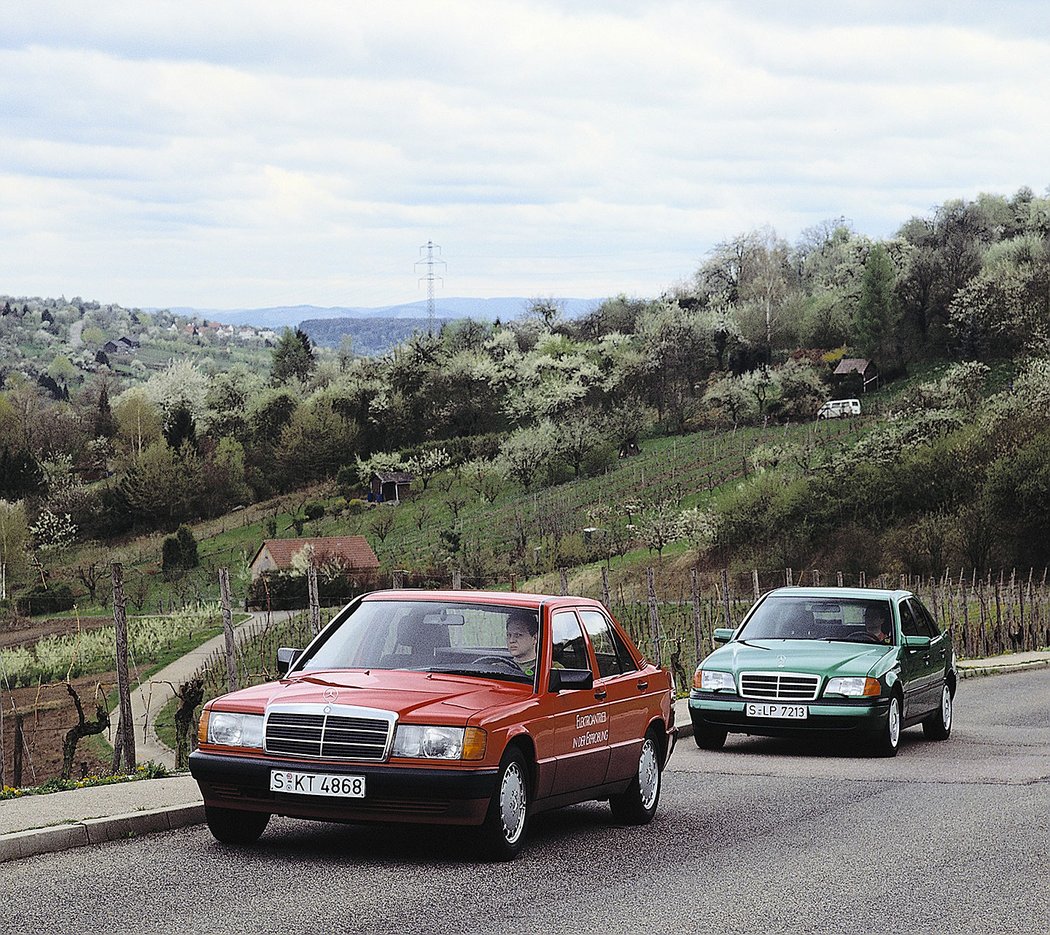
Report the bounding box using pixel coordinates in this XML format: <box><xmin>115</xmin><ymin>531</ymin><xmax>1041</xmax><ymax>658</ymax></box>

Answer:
<box><xmin>2</xmin><ymin>1</ymin><xmax>1049</xmax><ymax>311</ymax></box>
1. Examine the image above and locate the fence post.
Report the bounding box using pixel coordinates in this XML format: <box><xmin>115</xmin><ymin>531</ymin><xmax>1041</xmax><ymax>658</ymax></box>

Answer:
<box><xmin>451</xmin><ymin>569</ymin><xmax>462</xmax><ymax>590</ymax></box>
<box><xmin>392</xmin><ymin>569</ymin><xmax>405</xmax><ymax>589</ymax></box>
<box><xmin>510</xmin><ymin>572</ymin><xmax>518</xmax><ymax>593</ymax></box>
<box><xmin>752</xmin><ymin>569</ymin><xmax>760</xmax><ymax>602</ymax></box>
<box><xmin>13</xmin><ymin>713</ymin><xmax>24</xmax><ymax>787</ymax></box>
<box><xmin>646</xmin><ymin>567</ymin><xmax>662</xmax><ymax>666</ymax></box>
<box><xmin>837</xmin><ymin>571</ymin><xmax>844</xmax><ymax>587</ymax></box>
<box><xmin>692</xmin><ymin>568</ymin><xmax>704</xmax><ymax>659</ymax></box>
<box><xmin>219</xmin><ymin>568</ymin><xmax>239</xmax><ymax>693</ymax></box>
<box><xmin>601</xmin><ymin>567</ymin><xmax>611</xmax><ymax>610</ymax></box>
<box><xmin>559</xmin><ymin>568</ymin><xmax>569</xmax><ymax>596</ymax></box>
<box><xmin>308</xmin><ymin>565</ymin><xmax>321</xmax><ymax>635</ymax></box>
<box><xmin>111</xmin><ymin>562</ymin><xmax>136</xmax><ymax>771</ymax></box>
<box><xmin>785</xmin><ymin>567</ymin><xmax>793</xmax><ymax>587</ymax></box>
<box><xmin>720</xmin><ymin>568</ymin><xmax>732</xmax><ymax>628</ymax></box>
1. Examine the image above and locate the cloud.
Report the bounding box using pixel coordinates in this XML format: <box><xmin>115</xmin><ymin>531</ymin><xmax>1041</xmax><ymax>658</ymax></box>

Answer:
<box><xmin>1</xmin><ymin>1</ymin><xmax>1048</xmax><ymax>308</ymax></box>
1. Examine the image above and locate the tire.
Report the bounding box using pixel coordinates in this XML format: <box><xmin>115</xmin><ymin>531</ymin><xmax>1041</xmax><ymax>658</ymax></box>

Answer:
<box><xmin>922</xmin><ymin>682</ymin><xmax>953</xmax><ymax>741</ymax></box>
<box><xmin>480</xmin><ymin>747</ymin><xmax>530</xmax><ymax>861</ymax></box>
<box><xmin>610</xmin><ymin>731</ymin><xmax>662</xmax><ymax>825</ymax></box>
<box><xmin>204</xmin><ymin>805</ymin><xmax>270</xmax><ymax>845</ymax></box>
<box><xmin>870</xmin><ymin>695</ymin><xmax>902</xmax><ymax>758</ymax></box>
<box><xmin>693</xmin><ymin>723</ymin><xmax>728</xmax><ymax>750</ymax></box>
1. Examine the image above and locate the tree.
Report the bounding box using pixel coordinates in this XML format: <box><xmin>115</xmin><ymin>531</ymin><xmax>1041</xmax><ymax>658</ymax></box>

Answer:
<box><xmin>94</xmin><ymin>382</ymin><xmax>117</xmax><ymax>439</ymax></box>
<box><xmin>404</xmin><ymin>448</ymin><xmax>451</xmax><ymax>491</ymax></box>
<box><xmin>0</xmin><ymin>447</ymin><xmax>45</xmax><ymax>500</ymax></box>
<box><xmin>854</xmin><ymin>243</ymin><xmax>901</xmax><ymax>362</ymax></box>
<box><xmin>163</xmin><ymin>403</ymin><xmax>197</xmax><ymax>451</ymax></box>
<box><xmin>0</xmin><ymin>499</ymin><xmax>29</xmax><ymax>595</ymax></box>
<box><xmin>499</xmin><ymin>426</ymin><xmax>554</xmax><ymax>491</ymax></box>
<box><xmin>113</xmin><ymin>388</ymin><xmax>162</xmax><ymax>457</ymax></box>
<box><xmin>162</xmin><ymin>524</ymin><xmax>199</xmax><ymax>573</ymax></box>
<box><xmin>29</xmin><ymin>509</ymin><xmax>78</xmax><ymax>552</ymax></box>
<box><xmin>270</xmin><ymin>328</ymin><xmax>316</xmax><ymax>386</ymax></box>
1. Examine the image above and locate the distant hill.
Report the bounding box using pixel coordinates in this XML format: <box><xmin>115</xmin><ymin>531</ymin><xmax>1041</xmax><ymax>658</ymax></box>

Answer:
<box><xmin>164</xmin><ymin>297</ymin><xmax>604</xmax><ymax>329</ymax></box>
<box><xmin>299</xmin><ymin>317</ymin><xmax>442</xmax><ymax>355</ymax></box>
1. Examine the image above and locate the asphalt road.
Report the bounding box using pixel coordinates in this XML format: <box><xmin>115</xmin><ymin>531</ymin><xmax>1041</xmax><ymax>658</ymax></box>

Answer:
<box><xmin>3</xmin><ymin>670</ymin><xmax>1048</xmax><ymax>935</ymax></box>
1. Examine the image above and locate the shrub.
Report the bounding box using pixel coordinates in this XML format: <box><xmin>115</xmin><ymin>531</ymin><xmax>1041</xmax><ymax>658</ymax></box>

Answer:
<box><xmin>163</xmin><ymin>524</ymin><xmax>200</xmax><ymax>572</ymax></box>
<box><xmin>18</xmin><ymin>582</ymin><xmax>76</xmax><ymax>616</ymax></box>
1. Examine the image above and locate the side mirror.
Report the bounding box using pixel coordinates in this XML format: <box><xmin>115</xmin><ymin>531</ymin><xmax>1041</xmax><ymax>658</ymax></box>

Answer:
<box><xmin>277</xmin><ymin>647</ymin><xmax>303</xmax><ymax>675</ymax></box>
<box><xmin>713</xmin><ymin>628</ymin><xmax>735</xmax><ymax>644</ymax></box>
<box><xmin>549</xmin><ymin>667</ymin><xmax>593</xmax><ymax>692</ymax></box>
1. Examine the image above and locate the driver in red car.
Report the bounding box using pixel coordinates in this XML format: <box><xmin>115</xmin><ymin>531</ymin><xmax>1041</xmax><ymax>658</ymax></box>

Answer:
<box><xmin>505</xmin><ymin>610</ymin><xmax>540</xmax><ymax>675</ymax></box>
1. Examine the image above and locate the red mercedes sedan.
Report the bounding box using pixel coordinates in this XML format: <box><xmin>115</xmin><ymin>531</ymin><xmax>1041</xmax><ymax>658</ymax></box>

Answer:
<box><xmin>189</xmin><ymin>590</ymin><xmax>676</xmax><ymax>859</ymax></box>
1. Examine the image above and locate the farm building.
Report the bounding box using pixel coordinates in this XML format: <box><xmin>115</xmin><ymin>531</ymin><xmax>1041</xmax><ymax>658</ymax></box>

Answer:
<box><xmin>248</xmin><ymin>536</ymin><xmax>380</xmax><ymax>581</ymax></box>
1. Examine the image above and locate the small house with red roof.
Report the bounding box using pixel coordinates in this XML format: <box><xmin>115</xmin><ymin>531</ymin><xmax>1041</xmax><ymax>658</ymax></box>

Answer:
<box><xmin>248</xmin><ymin>536</ymin><xmax>380</xmax><ymax>581</ymax></box>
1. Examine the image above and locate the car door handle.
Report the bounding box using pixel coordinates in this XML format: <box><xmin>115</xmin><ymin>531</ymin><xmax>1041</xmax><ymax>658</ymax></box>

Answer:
<box><xmin>636</xmin><ymin>680</ymin><xmax>649</xmax><ymax>691</ymax></box>
<box><xmin>594</xmin><ymin>689</ymin><xmax>607</xmax><ymax>701</ymax></box>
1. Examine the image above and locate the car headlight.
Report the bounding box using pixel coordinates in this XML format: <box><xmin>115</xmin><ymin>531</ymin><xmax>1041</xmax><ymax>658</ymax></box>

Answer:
<box><xmin>206</xmin><ymin>711</ymin><xmax>264</xmax><ymax>748</ymax></box>
<box><xmin>391</xmin><ymin>725</ymin><xmax>487</xmax><ymax>760</ymax></box>
<box><xmin>693</xmin><ymin>669</ymin><xmax>735</xmax><ymax>692</ymax></box>
<box><xmin>824</xmin><ymin>677</ymin><xmax>881</xmax><ymax>698</ymax></box>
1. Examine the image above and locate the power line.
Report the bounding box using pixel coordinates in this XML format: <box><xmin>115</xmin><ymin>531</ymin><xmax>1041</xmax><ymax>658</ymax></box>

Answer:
<box><xmin>414</xmin><ymin>241</ymin><xmax>446</xmax><ymax>334</ymax></box>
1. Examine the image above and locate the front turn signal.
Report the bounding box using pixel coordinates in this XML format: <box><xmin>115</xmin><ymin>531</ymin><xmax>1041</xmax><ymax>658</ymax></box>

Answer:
<box><xmin>463</xmin><ymin>727</ymin><xmax>487</xmax><ymax>761</ymax></box>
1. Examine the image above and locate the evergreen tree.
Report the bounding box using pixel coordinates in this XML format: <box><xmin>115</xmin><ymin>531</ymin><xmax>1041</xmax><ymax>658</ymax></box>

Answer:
<box><xmin>854</xmin><ymin>243</ymin><xmax>901</xmax><ymax>363</ymax></box>
<box><xmin>270</xmin><ymin>328</ymin><xmax>316</xmax><ymax>386</ymax></box>
<box><xmin>94</xmin><ymin>383</ymin><xmax>117</xmax><ymax>439</ymax></box>
<box><xmin>0</xmin><ymin>447</ymin><xmax>45</xmax><ymax>499</ymax></box>
<box><xmin>163</xmin><ymin>404</ymin><xmax>197</xmax><ymax>451</ymax></box>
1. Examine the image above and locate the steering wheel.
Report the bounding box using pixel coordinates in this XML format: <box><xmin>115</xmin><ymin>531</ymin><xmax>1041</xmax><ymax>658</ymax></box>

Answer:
<box><xmin>472</xmin><ymin>655</ymin><xmax>524</xmax><ymax>671</ymax></box>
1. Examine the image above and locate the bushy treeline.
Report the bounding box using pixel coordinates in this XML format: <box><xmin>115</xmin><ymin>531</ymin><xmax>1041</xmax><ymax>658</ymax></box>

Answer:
<box><xmin>707</xmin><ymin>359</ymin><xmax>1050</xmax><ymax>575</ymax></box>
<box><xmin>2</xmin><ymin>186</ymin><xmax>1050</xmax><ymax>592</ymax></box>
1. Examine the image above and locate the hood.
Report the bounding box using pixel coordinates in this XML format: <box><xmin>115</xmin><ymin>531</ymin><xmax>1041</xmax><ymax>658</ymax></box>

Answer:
<box><xmin>206</xmin><ymin>669</ymin><xmax>531</xmax><ymax>724</ymax></box>
<box><xmin>707</xmin><ymin>639</ymin><xmax>895</xmax><ymax>678</ymax></box>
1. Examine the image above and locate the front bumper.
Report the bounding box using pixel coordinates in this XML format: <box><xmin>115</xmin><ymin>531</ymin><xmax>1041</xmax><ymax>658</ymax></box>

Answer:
<box><xmin>689</xmin><ymin>691</ymin><xmax>889</xmax><ymax>737</ymax></box>
<box><xmin>189</xmin><ymin>750</ymin><xmax>499</xmax><ymax>826</ymax></box>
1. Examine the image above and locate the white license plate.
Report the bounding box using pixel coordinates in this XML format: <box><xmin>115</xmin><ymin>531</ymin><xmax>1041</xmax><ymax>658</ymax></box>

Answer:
<box><xmin>270</xmin><ymin>769</ymin><xmax>366</xmax><ymax>798</ymax></box>
<box><xmin>746</xmin><ymin>703</ymin><xmax>808</xmax><ymax>720</ymax></box>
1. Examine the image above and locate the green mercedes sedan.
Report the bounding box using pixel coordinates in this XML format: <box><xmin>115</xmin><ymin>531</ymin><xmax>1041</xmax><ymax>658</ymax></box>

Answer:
<box><xmin>689</xmin><ymin>587</ymin><xmax>957</xmax><ymax>757</ymax></box>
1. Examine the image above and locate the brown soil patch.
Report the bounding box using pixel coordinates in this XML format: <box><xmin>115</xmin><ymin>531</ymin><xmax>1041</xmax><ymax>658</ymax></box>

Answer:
<box><xmin>1</xmin><ymin>673</ymin><xmax>117</xmax><ymax>787</ymax></box>
<box><xmin>0</xmin><ymin>614</ymin><xmax>113</xmax><ymax>650</ymax></box>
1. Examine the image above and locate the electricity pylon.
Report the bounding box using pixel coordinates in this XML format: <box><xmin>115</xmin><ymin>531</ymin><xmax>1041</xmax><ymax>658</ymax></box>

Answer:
<box><xmin>415</xmin><ymin>241</ymin><xmax>446</xmax><ymax>334</ymax></box>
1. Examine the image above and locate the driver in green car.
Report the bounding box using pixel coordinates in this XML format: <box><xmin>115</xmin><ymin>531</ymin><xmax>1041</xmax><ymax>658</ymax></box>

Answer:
<box><xmin>865</xmin><ymin>606</ymin><xmax>892</xmax><ymax>644</ymax></box>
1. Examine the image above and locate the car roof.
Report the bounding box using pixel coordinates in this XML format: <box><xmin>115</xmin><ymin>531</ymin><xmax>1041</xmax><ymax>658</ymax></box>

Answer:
<box><xmin>763</xmin><ymin>586</ymin><xmax>911</xmax><ymax>601</ymax></box>
<box><xmin>360</xmin><ymin>589</ymin><xmax>604</xmax><ymax>610</ymax></box>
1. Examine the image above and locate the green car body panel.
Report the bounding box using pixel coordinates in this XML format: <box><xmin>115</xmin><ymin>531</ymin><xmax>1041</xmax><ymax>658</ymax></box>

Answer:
<box><xmin>689</xmin><ymin>587</ymin><xmax>957</xmax><ymax>751</ymax></box>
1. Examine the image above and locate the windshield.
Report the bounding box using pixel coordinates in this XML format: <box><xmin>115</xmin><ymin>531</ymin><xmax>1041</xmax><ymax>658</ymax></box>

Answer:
<box><xmin>737</xmin><ymin>596</ymin><xmax>895</xmax><ymax>645</ymax></box>
<box><xmin>297</xmin><ymin>600</ymin><xmax>539</xmax><ymax>685</ymax></box>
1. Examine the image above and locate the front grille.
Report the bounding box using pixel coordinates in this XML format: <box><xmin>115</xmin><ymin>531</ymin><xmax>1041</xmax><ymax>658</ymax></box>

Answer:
<box><xmin>265</xmin><ymin>705</ymin><xmax>395</xmax><ymax>761</ymax></box>
<box><xmin>739</xmin><ymin>672</ymin><xmax>820</xmax><ymax>700</ymax></box>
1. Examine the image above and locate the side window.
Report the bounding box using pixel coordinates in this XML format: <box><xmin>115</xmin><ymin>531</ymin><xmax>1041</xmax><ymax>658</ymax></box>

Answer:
<box><xmin>910</xmin><ymin>599</ymin><xmax>941</xmax><ymax>638</ymax></box>
<box><xmin>898</xmin><ymin>600</ymin><xmax>924</xmax><ymax>638</ymax></box>
<box><xmin>551</xmin><ymin>611</ymin><xmax>591</xmax><ymax>673</ymax></box>
<box><xmin>579</xmin><ymin>610</ymin><xmax>634</xmax><ymax>678</ymax></box>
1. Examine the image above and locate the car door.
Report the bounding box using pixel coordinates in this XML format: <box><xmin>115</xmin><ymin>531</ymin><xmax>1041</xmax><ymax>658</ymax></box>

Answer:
<box><xmin>910</xmin><ymin>597</ymin><xmax>950</xmax><ymax>711</ymax></box>
<box><xmin>577</xmin><ymin>608</ymin><xmax>649</xmax><ymax>784</ymax></box>
<box><xmin>898</xmin><ymin>598</ymin><xmax>941</xmax><ymax>718</ymax></box>
<box><xmin>546</xmin><ymin>609</ymin><xmax>610</xmax><ymax>796</ymax></box>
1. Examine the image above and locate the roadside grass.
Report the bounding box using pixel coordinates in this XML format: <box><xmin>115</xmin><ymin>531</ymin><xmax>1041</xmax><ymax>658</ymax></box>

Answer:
<box><xmin>0</xmin><ymin>762</ymin><xmax>170</xmax><ymax>801</ymax></box>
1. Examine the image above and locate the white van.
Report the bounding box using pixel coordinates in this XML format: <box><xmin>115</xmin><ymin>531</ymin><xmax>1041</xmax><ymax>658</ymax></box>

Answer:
<box><xmin>816</xmin><ymin>398</ymin><xmax>861</xmax><ymax>420</ymax></box>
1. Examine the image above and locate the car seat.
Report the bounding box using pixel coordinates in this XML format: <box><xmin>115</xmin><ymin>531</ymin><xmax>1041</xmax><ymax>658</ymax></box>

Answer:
<box><xmin>380</xmin><ymin>611</ymin><xmax>451</xmax><ymax>668</ymax></box>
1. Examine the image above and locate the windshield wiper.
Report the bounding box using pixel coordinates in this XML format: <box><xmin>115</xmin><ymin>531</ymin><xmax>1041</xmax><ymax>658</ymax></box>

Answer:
<box><xmin>822</xmin><ymin>635</ymin><xmax>885</xmax><ymax>644</ymax></box>
<box><xmin>424</xmin><ymin>666</ymin><xmax>532</xmax><ymax>683</ymax></box>
<box><xmin>734</xmin><ymin>638</ymin><xmax>772</xmax><ymax>650</ymax></box>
